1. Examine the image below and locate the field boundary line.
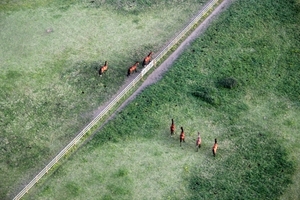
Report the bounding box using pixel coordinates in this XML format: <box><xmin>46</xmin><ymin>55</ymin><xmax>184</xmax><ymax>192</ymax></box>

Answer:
<box><xmin>13</xmin><ymin>0</ymin><xmax>222</xmax><ymax>199</ymax></box>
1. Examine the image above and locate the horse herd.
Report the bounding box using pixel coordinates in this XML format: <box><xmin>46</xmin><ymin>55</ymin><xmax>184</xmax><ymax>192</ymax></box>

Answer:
<box><xmin>170</xmin><ymin>119</ymin><xmax>218</xmax><ymax>156</ymax></box>
<box><xmin>98</xmin><ymin>54</ymin><xmax>219</xmax><ymax>156</ymax></box>
<box><xmin>98</xmin><ymin>51</ymin><xmax>153</xmax><ymax>77</ymax></box>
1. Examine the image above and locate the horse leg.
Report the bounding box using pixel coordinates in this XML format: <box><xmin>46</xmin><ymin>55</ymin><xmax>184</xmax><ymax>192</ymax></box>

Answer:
<box><xmin>197</xmin><ymin>144</ymin><xmax>200</xmax><ymax>151</ymax></box>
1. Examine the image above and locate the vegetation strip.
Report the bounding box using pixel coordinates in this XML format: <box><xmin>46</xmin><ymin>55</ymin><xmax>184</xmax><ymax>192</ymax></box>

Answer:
<box><xmin>12</xmin><ymin>0</ymin><xmax>222</xmax><ymax>199</ymax></box>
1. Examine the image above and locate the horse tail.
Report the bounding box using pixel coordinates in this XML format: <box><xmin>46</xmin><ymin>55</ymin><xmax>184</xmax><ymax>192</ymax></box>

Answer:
<box><xmin>127</xmin><ymin>68</ymin><xmax>131</xmax><ymax>76</ymax></box>
<box><xmin>170</xmin><ymin>119</ymin><xmax>175</xmax><ymax>135</ymax></box>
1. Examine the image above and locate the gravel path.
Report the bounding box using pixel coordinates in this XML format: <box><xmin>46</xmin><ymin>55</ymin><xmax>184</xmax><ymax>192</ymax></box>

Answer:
<box><xmin>93</xmin><ymin>0</ymin><xmax>234</xmax><ymax>123</ymax></box>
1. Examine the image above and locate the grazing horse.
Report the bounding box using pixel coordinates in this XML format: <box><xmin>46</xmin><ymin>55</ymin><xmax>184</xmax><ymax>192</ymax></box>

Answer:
<box><xmin>212</xmin><ymin>138</ymin><xmax>218</xmax><ymax>157</ymax></box>
<box><xmin>99</xmin><ymin>61</ymin><xmax>108</xmax><ymax>76</ymax></box>
<box><xmin>142</xmin><ymin>51</ymin><xmax>153</xmax><ymax>66</ymax></box>
<box><xmin>180</xmin><ymin>127</ymin><xmax>185</xmax><ymax>146</ymax></box>
<box><xmin>196</xmin><ymin>132</ymin><xmax>201</xmax><ymax>151</ymax></box>
<box><xmin>170</xmin><ymin>119</ymin><xmax>175</xmax><ymax>136</ymax></box>
<box><xmin>127</xmin><ymin>62</ymin><xmax>139</xmax><ymax>76</ymax></box>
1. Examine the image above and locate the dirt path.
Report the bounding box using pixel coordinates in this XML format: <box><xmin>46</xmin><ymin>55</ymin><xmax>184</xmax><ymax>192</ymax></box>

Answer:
<box><xmin>93</xmin><ymin>0</ymin><xmax>234</xmax><ymax>123</ymax></box>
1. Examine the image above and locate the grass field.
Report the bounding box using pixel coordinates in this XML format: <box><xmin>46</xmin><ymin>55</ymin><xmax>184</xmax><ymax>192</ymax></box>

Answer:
<box><xmin>20</xmin><ymin>0</ymin><xmax>300</xmax><ymax>199</ymax></box>
<box><xmin>0</xmin><ymin>0</ymin><xmax>209</xmax><ymax>199</ymax></box>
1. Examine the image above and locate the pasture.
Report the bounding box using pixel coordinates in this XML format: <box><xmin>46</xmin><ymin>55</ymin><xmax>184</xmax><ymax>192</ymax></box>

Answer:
<box><xmin>0</xmin><ymin>0</ymin><xmax>209</xmax><ymax>199</ymax></box>
<box><xmin>21</xmin><ymin>0</ymin><xmax>300</xmax><ymax>199</ymax></box>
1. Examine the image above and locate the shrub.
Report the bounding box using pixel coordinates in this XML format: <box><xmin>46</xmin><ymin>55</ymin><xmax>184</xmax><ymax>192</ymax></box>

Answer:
<box><xmin>192</xmin><ymin>87</ymin><xmax>220</xmax><ymax>106</ymax></box>
<box><xmin>218</xmin><ymin>77</ymin><xmax>238</xmax><ymax>89</ymax></box>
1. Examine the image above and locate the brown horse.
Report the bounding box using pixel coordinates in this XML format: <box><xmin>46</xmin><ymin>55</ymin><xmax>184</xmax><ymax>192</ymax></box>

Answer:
<box><xmin>99</xmin><ymin>61</ymin><xmax>108</xmax><ymax>76</ymax></box>
<box><xmin>127</xmin><ymin>62</ymin><xmax>139</xmax><ymax>76</ymax></box>
<box><xmin>196</xmin><ymin>132</ymin><xmax>201</xmax><ymax>151</ymax></box>
<box><xmin>180</xmin><ymin>127</ymin><xmax>185</xmax><ymax>146</ymax></box>
<box><xmin>170</xmin><ymin>119</ymin><xmax>175</xmax><ymax>136</ymax></box>
<box><xmin>142</xmin><ymin>51</ymin><xmax>153</xmax><ymax>66</ymax></box>
<box><xmin>212</xmin><ymin>138</ymin><xmax>218</xmax><ymax>157</ymax></box>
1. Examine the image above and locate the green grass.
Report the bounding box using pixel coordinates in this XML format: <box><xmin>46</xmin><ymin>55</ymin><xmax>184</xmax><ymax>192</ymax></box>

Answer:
<box><xmin>21</xmin><ymin>0</ymin><xmax>300</xmax><ymax>199</ymax></box>
<box><xmin>0</xmin><ymin>0</ymin><xmax>208</xmax><ymax>199</ymax></box>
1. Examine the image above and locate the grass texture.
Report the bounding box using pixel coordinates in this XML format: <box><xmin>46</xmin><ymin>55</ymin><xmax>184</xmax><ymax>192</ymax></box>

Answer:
<box><xmin>22</xmin><ymin>0</ymin><xmax>300</xmax><ymax>199</ymax></box>
<box><xmin>0</xmin><ymin>0</ymin><xmax>207</xmax><ymax>199</ymax></box>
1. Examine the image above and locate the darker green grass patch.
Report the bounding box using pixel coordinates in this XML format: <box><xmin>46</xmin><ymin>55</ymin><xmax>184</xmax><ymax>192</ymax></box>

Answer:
<box><xmin>115</xmin><ymin>168</ymin><xmax>129</xmax><ymax>177</ymax></box>
<box><xmin>191</xmin><ymin>86</ymin><xmax>221</xmax><ymax>106</ymax></box>
<box><xmin>64</xmin><ymin>182</ymin><xmax>81</xmax><ymax>197</ymax></box>
<box><xmin>107</xmin><ymin>184</ymin><xmax>131</xmax><ymax>195</ymax></box>
<box><xmin>188</xmin><ymin>123</ymin><xmax>295</xmax><ymax>200</ymax></box>
<box><xmin>5</xmin><ymin>70</ymin><xmax>22</xmax><ymax>80</ymax></box>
